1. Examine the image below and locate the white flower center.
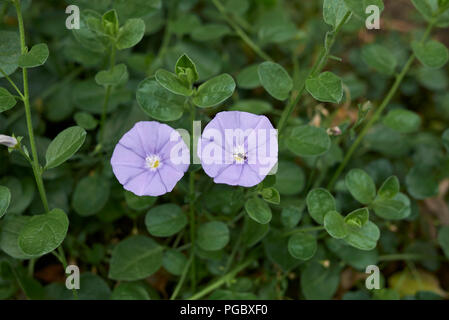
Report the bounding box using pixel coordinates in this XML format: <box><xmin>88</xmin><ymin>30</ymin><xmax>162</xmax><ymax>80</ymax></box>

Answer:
<box><xmin>232</xmin><ymin>145</ymin><xmax>247</xmax><ymax>164</ymax></box>
<box><xmin>145</xmin><ymin>154</ymin><xmax>162</xmax><ymax>171</ymax></box>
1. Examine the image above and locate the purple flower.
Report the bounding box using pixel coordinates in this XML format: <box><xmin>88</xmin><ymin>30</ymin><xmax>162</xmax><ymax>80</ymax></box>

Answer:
<box><xmin>111</xmin><ymin>121</ymin><xmax>189</xmax><ymax>196</ymax></box>
<box><xmin>0</xmin><ymin>134</ymin><xmax>18</xmax><ymax>148</ymax></box>
<box><xmin>198</xmin><ymin>111</ymin><xmax>278</xmax><ymax>187</ymax></box>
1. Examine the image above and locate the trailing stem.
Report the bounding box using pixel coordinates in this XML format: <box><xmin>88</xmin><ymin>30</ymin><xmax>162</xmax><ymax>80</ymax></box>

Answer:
<box><xmin>211</xmin><ymin>0</ymin><xmax>273</xmax><ymax>62</ymax></box>
<box><xmin>327</xmin><ymin>21</ymin><xmax>436</xmax><ymax>190</ymax></box>
<box><xmin>98</xmin><ymin>43</ymin><xmax>117</xmax><ymax>144</ymax></box>
<box><xmin>12</xmin><ymin>0</ymin><xmax>74</xmax><ymax>298</ymax></box>
<box><xmin>277</xmin><ymin>11</ymin><xmax>351</xmax><ymax>134</ymax></box>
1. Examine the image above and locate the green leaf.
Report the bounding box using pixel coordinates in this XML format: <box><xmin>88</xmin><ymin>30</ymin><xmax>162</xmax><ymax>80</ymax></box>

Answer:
<box><xmin>288</xmin><ymin>233</ymin><xmax>317</xmax><ymax>260</ymax></box>
<box><xmin>286</xmin><ymin>125</ymin><xmax>331</xmax><ymax>157</ymax></box>
<box><xmin>305</xmin><ymin>71</ymin><xmax>343</xmax><ymax>103</ymax></box>
<box><xmin>175</xmin><ymin>54</ymin><xmax>199</xmax><ymax>86</ymax></box>
<box><xmin>116</xmin><ymin>18</ymin><xmax>145</xmax><ymax>50</ymax></box>
<box><xmin>412</xmin><ymin>40</ymin><xmax>449</xmax><ymax>69</ymax></box>
<box><xmin>281</xmin><ymin>205</ymin><xmax>303</xmax><ymax>229</ymax></box>
<box><xmin>155</xmin><ymin>69</ymin><xmax>192</xmax><ymax>96</ymax></box>
<box><xmin>236</xmin><ymin>64</ymin><xmax>260</xmax><ymax>89</ymax></box>
<box><xmin>324</xmin><ymin>211</ymin><xmax>347</xmax><ymax>239</ymax></box>
<box><xmin>344</xmin><ymin>208</ymin><xmax>369</xmax><ymax>228</ymax></box>
<box><xmin>361</xmin><ymin>44</ymin><xmax>397</xmax><ymax>75</ymax></box>
<box><xmin>109</xmin><ymin>235</ymin><xmax>163</xmax><ymax>281</ymax></box>
<box><xmin>383</xmin><ymin>109</ymin><xmax>421</xmax><ymax>133</ymax></box>
<box><xmin>377</xmin><ymin>176</ymin><xmax>400</xmax><ymax>200</ymax></box>
<box><xmin>0</xmin><ymin>31</ymin><xmax>21</xmax><ymax>78</ymax></box>
<box><xmin>260</xmin><ymin>187</ymin><xmax>280</xmax><ymax>205</ymax></box>
<box><xmin>406</xmin><ymin>166</ymin><xmax>439</xmax><ymax>200</ymax></box>
<box><xmin>145</xmin><ymin>204</ymin><xmax>187</xmax><ymax>237</ymax></box>
<box><xmin>95</xmin><ymin>64</ymin><xmax>129</xmax><ymax>87</ymax></box>
<box><xmin>323</xmin><ymin>0</ymin><xmax>349</xmax><ymax>28</ymax></box>
<box><xmin>197</xmin><ymin>221</ymin><xmax>230</xmax><ymax>251</ymax></box>
<box><xmin>45</xmin><ymin>126</ymin><xmax>87</xmax><ymax>169</ymax></box>
<box><xmin>443</xmin><ymin>129</ymin><xmax>449</xmax><ymax>152</ymax></box>
<box><xmin>18</xmin><ymin>43</ymin><xmax>49</xmax><ymax>68</ymax></box>
<box><xmin>344</xmin><ymin>221</ymin><xmax>380</xmax><ymax>251</ymax></box>
<box><xmin>306</xmin><ymin>188</ymin><xmax>336</xmax><ymax>224</ymax></box>
<box><xmin>242</xmin><ymin>216</ymin><xmax>270</xmax><ymax>247</ymax></box>
<box><xmin>0</xmin><ymin>88</ymin><xmax>17</xmax><ymax>113</ymax></box>
<box><xmin>18</xmin><ymin>208</ymin><xmax>69</xmax><ymax>256</ymax></box>
<box><xmin>192</xmin><ymin>73</ymin><xmax>235</xmax><ymax>108</ymax></box>
<box><xmin>372</xmin><ymin>193</ymin><xmax>411</xmax><ymax>220</ymax></box>
<box><xmin>345</xmin><ymin>169</ymin><xmax>376</xmax><ymax>204</ymax></box>
<box><xmin>244</xmin><ymin>197</ymin><xmax>272</xmax><ymax>224</ymax></box>
<box><xmin>191</xmin><ymin>24</ymin><xmax>230</xmax><ymax>41</ymax></box>
<box><xmin>274</xmin><ymin>161</ymin><xmax>306</xmax><ymax>196</ymax></box>
<box><xmin>301</xmin><ymin>260</ymin><xmax>341</xmax><ymax>299</ymax></box>
<box><xmin>344</xmin><ymin>0</ymin><xmax>384</xmax><ymax>19</ymax></box>
<box><xmin>111</xmin><ymin>282</ymin><xmax>150</xmax><ymax>300</ymax></box>
<box><xmin>0</xmin><ymin>186</ymin><xmax>11</xmax><ymax>219</ymax></box>
<box><xmin>136</xmin><ymin>77</ymin><xmax>184</xmax><ymax>121</ymax></box>
<box><xmin>0</xmin><ymin>216</ymin><xmax>37</xmax><ymax>259</ymax></box>
<box><xmin>438</xmin><ymin>226</ymin><xmax>449</xmax><ymax>259</ymax></box>
<box><xmin>257</xmin><ymin>62</ymin><xmax>293</xmax><ymax>101</ymax></box>
<box><xmin>102</xmin><ymin>9</ymin><xmax>119</xmax><ymax>36</ymax></box>
<box><xmin>162</xmin><ymin>249</ymin><xmax>187</xmax><ymax>276</ymax></box>
<box><xmin>72</xmin><ymin>175</ymin><xmax>110</xmax><ymax>216</ymax></box>
<box><xmin>412</xmin><ymin>0</ymin><xmax>444</xmax><ymax>24</ymax></box>
<box><xmin>124</xmin><ymin>190</ymin><xmax>156</xmax><ymax>211</ymax></box>
<box><xmin>326</xmin><ymin>237</ymin><xmax>379</xmax><ymax>270</ymax></box>
<box><xmin>263</xmin><ymin>230</ymin><xmax>302</xmax><ymax>271</ymax></box>
<box><xmin>74</xmin><ymin>112</ymin><xmax>98</xmax><ymax>130</ymax></box>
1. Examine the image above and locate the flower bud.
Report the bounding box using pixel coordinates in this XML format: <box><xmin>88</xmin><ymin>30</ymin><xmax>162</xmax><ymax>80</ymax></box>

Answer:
<box><xmin>0</xmin><ymin>134</ymin><xmax>18</xmax><ymax>148</ymax></box>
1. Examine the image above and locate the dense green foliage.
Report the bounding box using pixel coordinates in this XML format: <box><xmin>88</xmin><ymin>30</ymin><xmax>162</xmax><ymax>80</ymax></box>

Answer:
<box><xmin>0</xmin><ymin>0</ymin><xmax>449</xmax><ymax>300</ymax></box>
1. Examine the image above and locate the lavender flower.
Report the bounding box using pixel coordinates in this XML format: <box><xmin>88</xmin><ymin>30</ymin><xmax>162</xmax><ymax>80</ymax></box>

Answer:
<box><xmin>111</xmin><ymin>121</ymin><xmax>189</xmax><ymax>196</ymax></box>
<box><xmin>0</xmin><ymin>134</ymin><xmax>18</xmax><ymax>148</ymax></box>
<box><xmin>198</xmin><ymin>111</ymin><xmax>278</xmax><ymax>187</ymax></box>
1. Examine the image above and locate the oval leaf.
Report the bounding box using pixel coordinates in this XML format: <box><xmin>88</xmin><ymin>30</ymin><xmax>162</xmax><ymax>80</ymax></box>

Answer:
<box><xmin>109</xmin><ymin>235</ymin><xmax>163</xmax><ymax>281</ymax></box>
<box><xmin>345</xmin><ymin>169</ymin><xmax>376</xmax><ymax>205</ymax></box>
<box><xmin>145</xmin><ymin>204</ymin><xmax>187</xmax><ymax>237</ymax></box>
<box><xmin>305</xmin><ymin>71</ymin><xmax>343</xmax><ymax>103</ymax></box>
<box><xmin>286</xmin><ymin>125</ymin><xmax>331</xmax><ymax>157</ymax></box>
<box><xmin>288</xmin><ymin>233</ymin><xmax>317</xmax><ymax>260</ymax></box>
<box><xmin>18</xmin><ymin>208</ymin><xmax>69</xmax><ymax>256</ymax></box>
<box><xmin>324</xmin><ymin>211</ymin><xmax>347</xmax><ymax>239</ymax></box>
<box><xmin>18</xmin><ymin>43</ymin><xmax>49</xmax><ymax>68</ymax></box>
<box><xmin>306</xmin><ymin>188</ymin><xmax>336</xmax><ymax>224</ymax></box>
<box><xmin>244</xmin><ymin>197</ymin><xmax>272</xmax><ymax>224</ymax></box>
<box><xmin>412</xmin><ymin>40</ymin><xmax>449</xmax><ymax>69</ymax></box>
<box><xmin>192</xmin><ymin>73</ymin><xmax>235</xmax><ymax>108</ymax></box>
<box><xmin>45</xmin><ymin>126</ymin><xmax>87</xmax><ymax>169</ymax></box>
<box><xmin>197</xmin><ymin>221</ymin><xmax>230</xmax><ymax>251</ymax></box>
<box><xmin>258</xmin><ymin>62</ymin><xmax>293</xmax><ymax>101</ymax></box>
<box><xmin>136</xmin><ymin>77</ymin><xmax>184</xmax><ymax>121</ymax></box>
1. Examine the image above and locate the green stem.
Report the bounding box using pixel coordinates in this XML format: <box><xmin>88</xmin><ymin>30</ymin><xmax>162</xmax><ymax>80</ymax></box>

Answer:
<box><xmin>211</xmin><ymin>0</ymin><xmax>272</xmax><ymax>62</ymax></box>
<box><xmin>277</xmin><ymin>11</ymin><xmax>351</xmax><ymax>134</ymax></box>
<box><xmin>327</xmin><ymin>21</ymin><xmax>435</xmax><ymax>190</ymax></box>
<box><xmin>188</xmin><ymin>101</ymin><xmax>197</xmax><ymax>291</ymax></box>
<box><xmin>98</xmin><ymin>43</ymin><xmax>117</xmax><ymax>144</ymax></box>
<box><xmin>170</xmin><ymin>253</ymin><xmax>193</xmax><ymax>300</ymax></box>
<box><xmin>28</xmin><ymin>258</ymin><xmax>35</xmax><ymax>277</ymax></box>
<box><xmin>0</xmin><ymin>67</ymin><xmax>25</xmax><ymax>100</ymax></box>
<box><xmin>223</xmin><ymin>226</ymin><xmax>244</xmax><ymax>273</ymax></box>
<box><xmin>188</xmin><ymin>257</ymin><xmax>254</xmax><ymax>300</ymax></box>
<box><xmin>13</xmin><ymin>0</ymin><xmax>49</xmax><ymax>213</ymax></box>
